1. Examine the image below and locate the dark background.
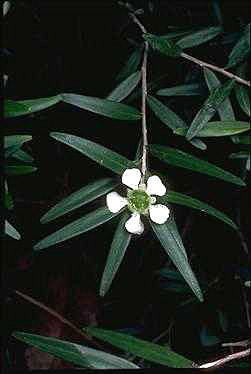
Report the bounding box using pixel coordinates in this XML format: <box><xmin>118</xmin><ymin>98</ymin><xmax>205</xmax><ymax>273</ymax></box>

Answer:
<box><xmin>3</xmin><ymin>0</ymin><xmax>250</xmax><ymax>369</ymax></box>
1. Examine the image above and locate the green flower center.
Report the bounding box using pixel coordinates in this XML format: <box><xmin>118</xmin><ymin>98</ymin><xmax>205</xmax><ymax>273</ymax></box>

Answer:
<box><xmin>127</xmin><ymin>189</ymin><xmax>151</xmax><ymax>214</ymax></box>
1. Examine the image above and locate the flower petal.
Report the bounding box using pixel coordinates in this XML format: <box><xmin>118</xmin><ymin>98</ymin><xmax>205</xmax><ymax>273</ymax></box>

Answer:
<box><xmin>146</xmin><ymin>175</ymin><xmax>166</xmax><ymax>196</ymax></box>
<box><xmin>125</xmin><ymin>213</ymin><xmax>144</xmax><ymax>235</ymax></box>
<box><xmin>122</xmin><ymin>168</ymin><xmax>141</xmax><ymax>190</ymax></box>
<box><xmin>149</xmin><ymin>204</ymin><xmax>170</xmax><ymax>224</ymax></box>
<box><xmin>106</xmin><ymin>192</ymin><xmax>127</xmax><ymax>213</ymax></box>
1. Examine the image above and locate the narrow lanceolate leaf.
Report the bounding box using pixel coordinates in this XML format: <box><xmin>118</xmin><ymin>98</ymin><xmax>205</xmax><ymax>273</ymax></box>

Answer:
<box><xmin>107</xmin><ymin>71</ymin><xmax>141</xmax><ymax>102</ymax></box>
<box><xmin>157</xmin><ymin>83</ymin><xmax>204</xmax><ymax>96</ymax></box>
<box><xmin>189</xmin><ymin>138</ymin><xmax>207</xmax><ymax>150</ymax></box>
<box><xmin>159</xmin><ymin>30</ymin><xmax>192</xmax><ymax>41</ymax></box>
<box><xmin>159</xmin><ymin>191</ymin><xmax>238</xmax><ymax>230</ymax></box>
<box><xmin>61</xmin><ymin>94</ymin><xmax>141</xmax><ymax>121</ymax></box>
<box><xmin>175</xmin><ymin>121</ymin><xmax>250</xmax><ymax>137</ymax></box>
<box><xmin>203</xmin><ymin>68</ymin><xmax>235</xmax><ymax>121</ymax></box>
<box><xmin>126</xmin><ymin>73</ymin><xmax>169</xmax><ymax>103</ymax></box>
<box><xmin>5</xmin><ymin>221</ymin><xmax>21</xmax><ymax>240</ymax></box>
<box><xmin>17</xmin><ymin>95</ymin><xmax>61</xmax><ymax>114</ymax></box>
<box><xmin>85</xmin><ymin>327</ymin><xmax>195</xmax><ymax>368</ymax></box>
<box><xmin>235</xmin><ymin>64</ymin><xmax>250</xmax><ymax>117</ymax></box>
<box><xmin>150</xmin><ymin>220</ymin><xmax>203</xmax><ymax>301</ymax></box>
<box><xmin>147</xmin><ymin>95</ymin><xmax>187</xmax><ymax>132</ymax></box>
<box><xmin>143</xmin><ymin>33</ymin><xmax>183</xmax><ymax>58</ymax></box>
<box><xmin>149</xmin><ymin>144</ymin><xmax>246</xmax><ymax>186</ymax></box>
<box><xmin>34</xmin><ymin>207</ymin><xmax>119</xmax><ymax>251</ymax></box>
<box><xmin>165</xmin><ymin>215</ymin><xmax>188</xmax><ymax>260</ymax></box>
<box><xmin>116</xmin><ymin>47</ymin><xmax>143</xmax><ymax>82</ymax></box>
<box><xmin>41</xmin><ymin>178</ymin><xmax>118</xmax><ymax>223</ymax></box>
<box><xmin>4</xmin><ymin>95</ymin><xmax>61</xmax><ymax>118</ymax></box>
<box><xmin>176</xmin><ymin>26</ymin><xmax>222</xmax><ymax>49</ymax></box>
<box><xmin>3</xmin><ymin>1</ymin><xmax>11</xmax><ymax>16</ymax></box>
<box><xmin>229</xmin><ymin>151</ymin><xmax>250</xmax><ymax>159</ymax></box>
<box><xmin>4</xmin><ymin>135</ymin><xmax>32</xmax><ymax>149</ymax></box>
<box><xmin>4</xmin><ymin>135</ymin><xmax>32</xmax><ymax>158</ymax></box>
<box><xmin>100</xmin><ymin>213</ymin><xmax>132</xmax><ymax>297</ymax></box>
<box><xmin>4</xmin><ymin>100</ymin><xmax>29</xmax><ymax>118</ymax></box>
<box><xmin>4</xmin><ymin>181</ymin><xmax>14</xmax><ymax>210</ymax></box>
<box><xmin>232</xmin><ymin>133</ymin><xmax>250</xmax><ymax>145</ymax></box>
<box><xmin>226</xmin><ymin>23</ymin><xmax>250</xmax><ymax>68</ymax></box>
<box><xmin>11</xmin><ymin>149</ymin><xmax>34</xmax><ymax>163</ymax></box>
<box><xmin>13</xmin><ymin>332</ymin><xmax>139</xmax><ymax>369</ymax></box>
<box><xmin>5</xmin><ymin>165</ymin><xmax>37</xmax><ymax>175</ymax></box>
<box><xmin>50</xmin><ymin>132</ymin><xmax>136</xmax><ymax>175</ymax></box>
<box><xmin>186</xmin><ymin>79</ymin><xmax>235</xmax><ymax>140</ymax></box>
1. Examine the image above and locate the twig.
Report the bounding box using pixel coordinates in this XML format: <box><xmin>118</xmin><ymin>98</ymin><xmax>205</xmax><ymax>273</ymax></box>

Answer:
<box><xmin>198</xmin><ymin>348</ymin><xmax>250</xmax><ymax>369</ymax></box>
<box><xmin>14</xmin><ymin>290</ymin><xmax>103</xmax><ymax>350</ymax></box>
<box><xmin>181</xmin><ymin>52</ymin><xmax>250</xmax><ymax>87</ymax></box>
<box><xmin>222</xmin><ymin>339</ymin><xmax>250</xmax><ymax>348</ymax></box>
<box><xmin>129</xmin><ymin>12</ymin><xmax>149</xmax><ymax>181</ymax></box>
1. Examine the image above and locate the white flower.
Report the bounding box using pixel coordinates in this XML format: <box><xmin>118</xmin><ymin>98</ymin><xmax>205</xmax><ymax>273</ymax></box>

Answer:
<box><xmin>106</xmin><ymin>168</ymin><xmax>170</xmax><ymax>235</ymax></box>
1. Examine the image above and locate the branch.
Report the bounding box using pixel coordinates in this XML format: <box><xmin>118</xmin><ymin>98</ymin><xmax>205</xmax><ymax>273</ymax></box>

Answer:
<box><xmin>14</xmin><ymin>290</ymin><xmax>103</xmax><ymax>350</ymax></box>
<box><xmin>128</xmin><ymin>12</ymin><xmax>149</xmax><ymax>181</ymax></box>
<box><xmin>198</xmin><ymin>348</ymin><xmax>250</xmax><ymax>369</ymax></box>
<box><xmin>181</xmin><ymin>52</ymin><xmax>250</xmax><ymax>87</ymax></box>
<box><xmin>222</xmin><ymin>339</ymin><xmax>250</xmax><ymax>348</ymax></box>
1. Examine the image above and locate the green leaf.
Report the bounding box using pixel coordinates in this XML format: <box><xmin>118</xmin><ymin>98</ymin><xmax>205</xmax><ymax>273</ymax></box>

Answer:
<box><xmin>165</xmin><ymin>215</ymin><xmax>188</xmax><ymax>260</ymax></box>
<box><xmin>147</xmin><ymin>96</ymin><xmax>207</xmax><ymax>150</ymax></box>
<box><xmin>231</xmin><ymin>133</ymin><xmax>250</xmax><ymax>145</ymax></box>
<box><xmin>147</xmin><ymin>95</ymin><xmax>187</xmax><ymax>132</ymax></box>
<box><xmin>5</xmin><ymin>165</ymin><xmax>37</xmax><ymax>175</ymax></box>
<box><xmin>116</xmin><ymin>47</ymin><xmax>143</xmax><ymax>82</ymax></box>
<box><xmin>41</xmin><ymin>178</ymin><xmax>118</xmax><ymax>223</ymax></box>
<box><xmin>4</xmin><ymin>135</ymin><xmax>32</xmax><ymax>159</ymax></box>
<box><xmin>159</xmin><ymin>190</ymin><xmax>238</xmax><ymax>230</ymax></box>
<box><xmin>84</xmin><ymin>327</ymin><xmax>195</xmax><ymax>368</ymax></box>
<box><xmin>5</xmin><ymin>145</ymin><xmax>22</xmax><ymax>159</ymax></box>
<box><xmin>3</xmin><ymin>1</ymin><xmax>11</xmax><ymax>16</ymax></box>
<box><xmin>100</xmin><ymin>212</ymin><xmax>132</xmax><ymax>297</ymax></box>
<box><xmin>50</xmin><ymin>132</ymin><xmax>137</xmax><ymax>175</ymax></box>
<box><xmin>107</xmin><ymin>71</ymin><xmax>141</xmax><ymax>102</ymax></box>
<box><xmin>176</xmin><ymin>26</ymin><xmax>222</xmax><ymax>49</ymax></box>
<box><xmin>143</xmin><ymin>33</ymin><xmax>183</xmax><ymax>58</ymax></box>
<box><xmin>149</xmin><ymin>144</ymin><xmax>246</xmax><ymax>186</ymax></box>
<box><xmin>12</xmin><ymin>332</ymin><xmax>139</xmax><ymax>369</ymax></box>
<box><xmin>235</xmin><ymin>64</ymin><xmax>250</xmax><ymax>116</ymax></box>
<box><xmin>61</xmin><ymin>94</ymin><xmax>141</xmax><ymax>120</ymax></box>
<box><xmin>34</xmin><ymin>207</ymin><xmax>119</xmax><ymax>251</ymax></box>
<box><xmin>229</xmin><ymin>151</ymin><xmax>250</xmax><ymax>159</ymax></box>
<box><xmin>157</xmin><ymin>83</ymin><xmax>205</xmax><ymax>96</ymax></box>
<box><xmin>175</xmin><ymin>121</ymin><xmax>250</xmax><ymax>137</ymax></box>
<box><xmin>4</xmin><ymin>135</ymin><xmax>32</xmax><ymax>149</ymax></box>
<box><xmin>150</xmin><ymin>219</ymin><xmax>203</xmax><ymax>302</ymax></box>
<box><xmin>4</xmin><ymin>100</ymin><xmax>30</xmax><ymax>118</ymax></box>
<box><xmin>5</xmin><ymin>220</ymin><xmax>21</xmax><ymax>240</ymax></box>
<box><xmin>203</xmin><ymin>68</ymin><xmax>235</xmax><ymax>121</ymax></box>
<box><xmin>186</xmin><ymin>79</ymin><xmax>235</xmax><ymax>140</ymax></box>
<box><xmin>4</xmin><ymin>181</ymin><xmax>14</xmax><ymax>210</ymax></box>
<box><xmin>226</xmin><ymin>23</ymin><xmax>250</xmax><ymax>68</ymax></box>
<box><xmin>11</xmin><ymin>148</ymin><xmax>34</xmax><ymax>163</ymax></box>
<box><xmin>5</xmin><ymin>95</ymin><xmax>61</xmax><ymax>118</ymax></box>
<box><xmin>158</xmin><ymin>30</ymin><xmax>193</xmax><ymax>41</ymax></box>
<box><xmin>189</xmin><ymin>138</ymin><xmax>207</xmax><ymax>150</ymax></box>
<box><xmin>126</xmin><ymin>73</ymin><xmax>169</xmax><ymax>103</ymax></box>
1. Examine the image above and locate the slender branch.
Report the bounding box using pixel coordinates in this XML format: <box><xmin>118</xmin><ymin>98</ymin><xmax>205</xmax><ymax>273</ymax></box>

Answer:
<box><xmin>198</xmin><ymin>348</ymin><xmax>250</xmax><ymax>369</ymax></box>
<box><xmin>222</xmin><ymin>339</ymin><xmax>250</xmax><ymax>348</ymax></box>
<box><xmin>181</xmin><ymin>52</ymin><xmax>250</xmax><ymax>87</ymax></box>
<box><xmin>14</xmin><ymin>290</ymin><xmax>103</xmax><ymax>350</ymax></box>
<box><xmin>128</xmin><ymin>12</ymin><xmax>149</xmax><ymax>181</ymax></box>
